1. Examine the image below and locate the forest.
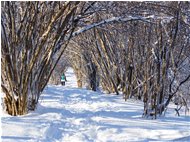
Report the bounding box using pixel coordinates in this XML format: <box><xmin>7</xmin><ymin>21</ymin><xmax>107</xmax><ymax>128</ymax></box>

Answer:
<box><xmin>1</xmin><ymin>1</ymin><xmax>190</xmax><ymax>119</ymax></box>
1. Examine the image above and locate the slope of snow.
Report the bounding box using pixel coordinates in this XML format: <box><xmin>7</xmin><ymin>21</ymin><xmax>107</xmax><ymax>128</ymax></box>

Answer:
<box><xmin>1</xmin><ymin>68</ymin><xmax>190</xmax><ymax>142</ymax></box>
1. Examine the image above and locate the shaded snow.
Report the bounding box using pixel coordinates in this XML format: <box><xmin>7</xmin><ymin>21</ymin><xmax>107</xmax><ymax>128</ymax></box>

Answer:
<box><xmin>1</xmin><ymin>68</ymin><xmax>190</xmax><ymax>142</ymax></box>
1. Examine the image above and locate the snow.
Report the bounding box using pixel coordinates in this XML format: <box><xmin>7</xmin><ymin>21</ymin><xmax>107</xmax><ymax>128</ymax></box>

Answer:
<box><xmin>1</xmin><ymin>68</ymin><xmax>190</xmax><ymax>142</ymax></box>
<box><xmin>70</xmin><ymin>16</ymin><xmax>155</xmax><ymax>40</ymax></box>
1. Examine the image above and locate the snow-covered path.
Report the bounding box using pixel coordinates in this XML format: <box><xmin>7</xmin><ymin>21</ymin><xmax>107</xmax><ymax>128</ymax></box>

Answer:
<box><xmin>1</xmin><ymin>68</ymin><xmax>190</xmax><ymax>142</ymax></box>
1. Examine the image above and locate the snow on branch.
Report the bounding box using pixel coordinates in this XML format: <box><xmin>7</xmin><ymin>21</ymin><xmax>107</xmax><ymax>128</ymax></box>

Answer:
<box><xmin>71</xmin><ymin>16</ymin><xmax>154</xmax><ymax>38</ymax></box>
<box><xmin>56</xmin><ymin>15</ymin><xmax>173</xmax><ymax>51</ymax></box>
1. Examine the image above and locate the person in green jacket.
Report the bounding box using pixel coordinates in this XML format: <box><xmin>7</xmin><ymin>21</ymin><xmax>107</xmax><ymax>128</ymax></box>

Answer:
<box><xmin>61</xmin><ymin>73</ymin><xmax>67</xmax><ymax>86</ymax></box>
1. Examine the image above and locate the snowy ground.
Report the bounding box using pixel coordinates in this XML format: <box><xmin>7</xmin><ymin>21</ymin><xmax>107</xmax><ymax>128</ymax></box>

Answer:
<box><xmin>1</xmin><ymin>68</ymin><xmax>190</xmax><ymax>142</ymax></box>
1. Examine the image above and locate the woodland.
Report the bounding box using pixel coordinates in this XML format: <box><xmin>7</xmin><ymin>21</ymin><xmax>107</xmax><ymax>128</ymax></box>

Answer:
<box><xmin>1</xmin><ymin>1</ymin><xmax>190</xmax><ymax>118</ymax></box>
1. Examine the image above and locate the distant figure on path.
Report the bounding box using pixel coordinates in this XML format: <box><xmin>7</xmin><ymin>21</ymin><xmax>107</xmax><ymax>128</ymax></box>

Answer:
<box><xmin>61</xmin><ymin>73</ymin><xmax>67</xmax><ymax>86</ymax></box>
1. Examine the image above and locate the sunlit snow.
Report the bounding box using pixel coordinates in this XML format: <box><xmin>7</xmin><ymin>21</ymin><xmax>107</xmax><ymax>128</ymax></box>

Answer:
<box><xmin>1</xmin><ymin>68</ymin><xmax>190</xmax><ymax>142</ymax></box>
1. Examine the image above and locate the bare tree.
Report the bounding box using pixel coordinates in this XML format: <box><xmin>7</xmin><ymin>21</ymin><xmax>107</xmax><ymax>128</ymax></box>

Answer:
<box><xmin>2</xmin><ymin>1</ymin><xmax>189</xmax><ymax>118</ymax></box>
<box><xmin>1</xmin><ymin>1</ymin><xmax>88</xmax><ymax>115</ymax></box>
